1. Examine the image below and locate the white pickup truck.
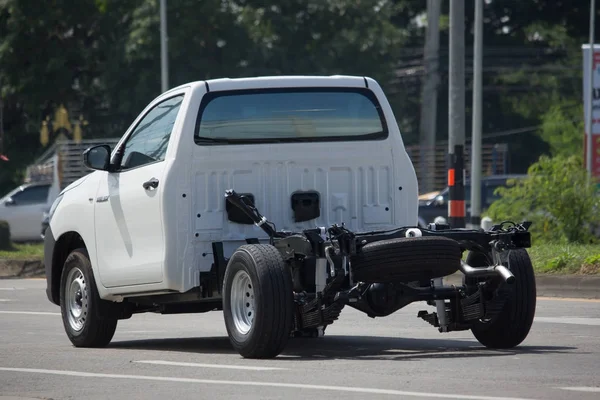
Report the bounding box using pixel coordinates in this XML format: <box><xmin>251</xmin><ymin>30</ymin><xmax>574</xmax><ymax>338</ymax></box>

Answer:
<box><xmin>44</xmin><ymin>75</ymin><xmax>536</xmax><ymax>359</ymax></box>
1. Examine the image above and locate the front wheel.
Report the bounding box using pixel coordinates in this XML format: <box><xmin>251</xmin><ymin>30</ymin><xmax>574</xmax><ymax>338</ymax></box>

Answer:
<box><xmin>468</xmin><ymin>249</ymin><xmax>537</xmax><ymax>349</ymax></box>
<box><xmin>222</xmin><ymin>244</ymin><xmax>294</xmax><ymax>359</ymax></box>
<box><xmin>59</xmin><ymin>248</ymin><xmax>118</xmax><ymax>347</ymax></box>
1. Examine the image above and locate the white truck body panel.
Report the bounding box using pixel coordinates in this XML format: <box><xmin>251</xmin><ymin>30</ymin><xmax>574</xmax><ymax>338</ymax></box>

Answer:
<box><xmin>48</xmin><ymin>76</ymin><xmax>419</xmax><ymax>301</ymax></box>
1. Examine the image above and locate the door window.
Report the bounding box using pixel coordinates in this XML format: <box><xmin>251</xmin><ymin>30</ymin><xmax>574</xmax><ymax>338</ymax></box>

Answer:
<box><xmin>10</xmin><ymin>185</ymin><xmax>50</xmax><ymax>205</ymax></box>
<box><xmin>119</xmin><ymin>95</ymin><xmax>185</xmax><ymax>170</ymax></box>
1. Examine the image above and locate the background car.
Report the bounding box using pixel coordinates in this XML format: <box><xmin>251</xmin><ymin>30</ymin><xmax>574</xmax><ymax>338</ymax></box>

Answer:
<box><xmin>0</xmin><ymin>181</ymin><xmax>56</xmax><ymax>242</ymax></box>
<box><xmin>418</xmin><ymin>174</ymin><xmax>526</xmax><ymax>227</ymax></box>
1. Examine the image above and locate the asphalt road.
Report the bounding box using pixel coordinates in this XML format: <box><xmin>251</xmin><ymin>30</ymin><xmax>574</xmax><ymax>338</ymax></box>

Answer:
<box><xmin>0</xmin><ymin>279</ymin><xmax>599</xmax><ymax>400</ymax></box>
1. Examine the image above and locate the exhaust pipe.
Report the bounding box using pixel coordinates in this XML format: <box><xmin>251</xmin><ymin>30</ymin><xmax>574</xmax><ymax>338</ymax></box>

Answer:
<box><xmin>460</xmin><ymin>260</ymin><xmax>515</xmax><ymax>284</ymax></box>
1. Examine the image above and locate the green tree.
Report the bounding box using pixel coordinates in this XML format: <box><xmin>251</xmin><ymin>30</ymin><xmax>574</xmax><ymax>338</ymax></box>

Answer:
<box><xmin>121</xmin><ymin>0</ymin><xmax>412</xmax><ymax>112</ymax></box>
<box><xmin>538</xmin><ymin>100</ymin><xmax>583</xmax><ymax>158</ymax></box>
<box><xmin>0</xmin><ymin>0</ymin><xmax>140</xmax><ymax>195</ymax></box>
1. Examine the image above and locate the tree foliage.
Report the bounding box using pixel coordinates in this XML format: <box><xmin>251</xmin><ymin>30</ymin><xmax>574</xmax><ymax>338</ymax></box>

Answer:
<box><xmin>0</xmin><ymin>0</ymin><xmax>140</xmax><ymax>193</ymax></box>
<box><xmin>538</xmin><ymin>100</ymin><xmax>583</xmax><ymax>158</ymax></box>
<box><xmin>486</xmin><ymin>155</ymin><xmax>600</xmax><ymax>244</ymax></box>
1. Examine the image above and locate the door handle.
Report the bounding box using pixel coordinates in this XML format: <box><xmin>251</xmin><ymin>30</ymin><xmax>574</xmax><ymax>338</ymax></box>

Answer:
<box><xmin>143</xmin><ymin>177</ymin><xmax>159</xmax><ymax>190</ymax></box>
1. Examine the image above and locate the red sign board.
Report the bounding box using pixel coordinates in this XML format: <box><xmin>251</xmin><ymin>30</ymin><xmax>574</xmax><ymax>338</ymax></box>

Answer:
<box><xmin>584</xmin><ymin>134</ymin><xmax>600</xmax><ymax>179</ymax></box>
<box><xmin>583</xmin><ymin>45</ymin><xmax>600</xmax><ymax>180</ymax></box>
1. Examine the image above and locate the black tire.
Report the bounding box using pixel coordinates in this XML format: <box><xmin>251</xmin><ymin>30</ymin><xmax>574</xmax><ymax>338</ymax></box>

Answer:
<box><xmin>468</xmin><ymin>249</ymin><xmax>536</xmax><ymax>349</ymax></box>
<box><xmin>59</xmin><ymin>248</ymin><xmax>118</xmax><ymax>348</ymax></box>
<box><xmin>222</xmin><ymin>244</ymin><xmax>294</xmax><ymax>359</ymax></box>
<box><xmin>351</xmin><ymin>236</ymin><xmax>462</xmax><ymax>283</ymax></box>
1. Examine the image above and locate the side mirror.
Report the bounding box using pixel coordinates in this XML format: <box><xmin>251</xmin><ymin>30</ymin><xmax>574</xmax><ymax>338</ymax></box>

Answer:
<box><xmin>83</xmin><ymin>145</ymin><xmax>111</xmax><ymax>171</ymax></box>
<box><xmin>4</xmin><ymin>197</ymin><xmax>15</xmax><ymax>206</ymax></box>
<box><xmin>433</xmin><ymin>195</ymin><xmax>445</xmax><ymax>207</ymax></box>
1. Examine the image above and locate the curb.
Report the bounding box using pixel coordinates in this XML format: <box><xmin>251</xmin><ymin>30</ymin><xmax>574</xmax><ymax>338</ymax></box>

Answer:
<box><xmin>532</xmin><ymin>274</ymin><xmax>600</xmax><ymax>300</ymax></box>
<box><xmin>0</xmin><ymin>261</ymin><xmax>598</xmax><ymax>299</ymax></box>
<box><xmin>0</xmin><ymin>259</ymin><xmax>45</xmax><ymax>279</ymax></box>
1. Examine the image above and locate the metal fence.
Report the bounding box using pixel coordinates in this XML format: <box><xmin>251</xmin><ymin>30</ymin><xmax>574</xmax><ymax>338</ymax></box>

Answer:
<box><xmin>25</xmin><ymin>138</ymin><xmax>120</xmax><ymax>190</ymax></box>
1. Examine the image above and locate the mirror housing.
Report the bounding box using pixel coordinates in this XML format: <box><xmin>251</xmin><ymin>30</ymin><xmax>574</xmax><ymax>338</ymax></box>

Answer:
<box><xmin>83</xmin><ymin>145</ymin><xmax>112</xmax><ymax>171</ymax></box>
<box><xmin>4</xmin><ymin>197</ymin><xmax>15</xmax><ymax>206</ymax></box>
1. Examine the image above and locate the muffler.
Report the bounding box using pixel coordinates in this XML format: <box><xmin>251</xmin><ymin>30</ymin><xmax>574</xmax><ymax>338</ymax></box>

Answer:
<box><xmin>460</xmin><ymin>260</ymin><xmax>515</xmax><ymax>284</ymax></box>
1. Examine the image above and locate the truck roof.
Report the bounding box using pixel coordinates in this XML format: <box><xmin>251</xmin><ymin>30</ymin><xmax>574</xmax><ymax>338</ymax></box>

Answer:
<box><xmin>165</xmin><ymin>75</ymin><xmax>371</xmax><ymax>95</ymax></box>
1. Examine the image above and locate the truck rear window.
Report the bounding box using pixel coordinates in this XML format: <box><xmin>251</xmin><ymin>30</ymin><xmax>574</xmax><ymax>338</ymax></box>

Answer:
<box><xmin>194</xmin><ymin>88</ymin><xmax>387</xmax><ymax>144</ymax></box>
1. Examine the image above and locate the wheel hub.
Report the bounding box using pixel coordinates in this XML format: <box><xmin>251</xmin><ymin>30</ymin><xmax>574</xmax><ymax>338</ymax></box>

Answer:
<box><xmin>230</xmin><ymin>270</ymin><xmax>255</xmax><ymax>335</ymax></box>
<box><xmin>66</xmin><ymin>267</ymin><xmax>88</xmax><ymax>332</ymax></box>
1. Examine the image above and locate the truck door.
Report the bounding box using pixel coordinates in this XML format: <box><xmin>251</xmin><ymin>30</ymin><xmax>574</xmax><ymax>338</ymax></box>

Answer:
<box><xmin>94</xmin><ymin>94</ymin><xmax>185</xmax><ymax>288</ymax></box>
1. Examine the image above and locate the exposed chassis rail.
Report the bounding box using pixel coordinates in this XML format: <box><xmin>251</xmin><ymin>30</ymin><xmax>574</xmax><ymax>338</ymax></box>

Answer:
<box><xmin>219</xmin><ymin>189</ymin><xmax>532</xmax><ymax>333</ymax></box>
<box><xmin>224</xmin><ymin>189</ymin><xmax>531</xmax><ymax>268</ymax></box>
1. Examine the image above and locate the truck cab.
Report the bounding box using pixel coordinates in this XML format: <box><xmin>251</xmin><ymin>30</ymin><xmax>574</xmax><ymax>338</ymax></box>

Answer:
<box><xmin>44</xmin><ymin>75</ymin><xmax>418</xmax><ymax>300</ymax></box>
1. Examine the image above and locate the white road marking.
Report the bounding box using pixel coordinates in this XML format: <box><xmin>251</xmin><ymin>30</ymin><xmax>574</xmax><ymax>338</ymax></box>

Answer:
<box><xmin>0</xmin><ymin>288</ymin><xmax>25</xmax><ymax>291</ymax></box>
<box><xmin>135</xmin><ymin>360</ymin><xmax>286</xmax><ymax>371</ymax></box>
<box><xmin>120</xmin><ymin>331</ymin><xmax>166</xmax><ymax>334</ymax></box>
<box><xmin>538</xmin><ymin>297</ymin><xmax>600</xmax><ymax>303</ymax></box>
<box><xmin>0</xmin><ymin>367</ymin><xmax>538</xmax><ymax>400</ymax></box>
<box><xmin>0</xmin><ymin>311</ymin><xmax>60</xmax><ymax>316</ymax></box>
<box><xmin>558</xmin><ymin>387</ymin><xmax>600</xmax><ymax>393</ymax></box>
<box><xmin>535</xmin><ymin>317</ymin><xmax>600</xmax><ymax>326</ymax></box>
<box><xmin>0</xmin><ymin>299</ymin><xmax>11</xmax><ymax>302</ymax></box>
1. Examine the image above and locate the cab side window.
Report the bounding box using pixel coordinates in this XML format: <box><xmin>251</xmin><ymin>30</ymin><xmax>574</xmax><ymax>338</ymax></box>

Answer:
<box><xmin>119</xmin><ymin>95</ymin><xmax>185</xmax><ymax>171</ymax></box>
<box><xmin>11</xmin><ymin>185</ymin><xmax>50</xmax><ymax>206</ymax></box>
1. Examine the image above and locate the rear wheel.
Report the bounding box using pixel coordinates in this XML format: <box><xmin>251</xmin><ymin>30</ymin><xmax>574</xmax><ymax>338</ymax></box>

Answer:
<box><xmin>223</xmin><ymin>244</ymin><xmax>294</xmax><ymax>359</ymax></box>
<box><xmin>59</xmin><ymin>248</ymin><xmax>118</xmax><ymax>347</ymax></box>
<box><xmin>467</xmin><ymin>249</ymin><xmax>536</xmax><ymax>349</ymax></box>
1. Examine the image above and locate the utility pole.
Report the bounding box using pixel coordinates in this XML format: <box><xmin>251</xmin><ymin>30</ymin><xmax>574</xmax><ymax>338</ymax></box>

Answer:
<box><xmin>469</xmin><ymin>0</ymin><xmax>483</xmax><ymax>229</ymax></box>
<box><xmin>448</xmin><ymin>0</ymin><xmax>466</xmax><ymax>228</ymax></box>
<box><xmin>586</xmin><ymin>0</ymin><xmax>596</xmax><ymax>181</ymax></box>
<box><xmin>160</xmin><ymin>0</ymin><xmax>169</xmax><ymax>93</ymax></box>
<box><xmin>419</xmin><ymin>0</ymin><xmax>441</xmax><ymax>194</ymax></box>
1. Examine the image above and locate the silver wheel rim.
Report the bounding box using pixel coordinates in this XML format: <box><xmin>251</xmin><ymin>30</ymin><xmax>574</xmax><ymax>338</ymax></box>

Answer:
<box><xmin>66</xmin><ymin>267</ymin><xmax>88</xmax><ymax>332</ymax></box>
<box><xmin>230</xmin><ymin>270</ymin><xmax>255</xmax><ymax>335</ymax></box>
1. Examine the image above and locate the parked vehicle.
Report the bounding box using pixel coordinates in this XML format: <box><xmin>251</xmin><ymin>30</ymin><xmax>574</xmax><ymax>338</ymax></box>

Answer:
<box><xmin>418</xmin><ymin>174</ymin><xmax>526</xmax><ymax>227</ymax></box>
<box><xmin>0</xmin><ymin>181</ymin><xmax>58</xmax><ymax>242</ymax></box>
<box><xmin>43</xmin><ymin>75</ymin><xmax>535</xmax><ymax>359</ymax></box>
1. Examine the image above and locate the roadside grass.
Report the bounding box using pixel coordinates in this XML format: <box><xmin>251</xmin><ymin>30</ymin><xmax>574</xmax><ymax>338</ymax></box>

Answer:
<box><xmin>0</xmin><ymin>242</ymin><xmax>44</xmax><ymax>260</ymax></box>
<box><xmin>0</xmin><ymin>241</ymin><xmax>599</xmax><ymax>275</ymax></box>
<box><xmin>528</xmin><ymin>242</ymin><xmax>600</xmax><ymax>275</ymax></box>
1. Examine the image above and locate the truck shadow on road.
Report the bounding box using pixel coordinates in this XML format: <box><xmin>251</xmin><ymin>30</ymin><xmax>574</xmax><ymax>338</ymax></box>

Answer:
<box><xmin>109</xmin><ymin>335</ymin><xmax>579</xmax><ymax>361</ymax></box>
